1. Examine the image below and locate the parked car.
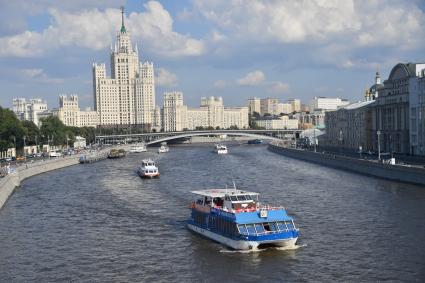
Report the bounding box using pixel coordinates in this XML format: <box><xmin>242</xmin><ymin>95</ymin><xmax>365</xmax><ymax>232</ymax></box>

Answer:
<box><xmin>49</xmin><ymin>151</ymin><xmax>63</xmax><ymax>157</ymax></box>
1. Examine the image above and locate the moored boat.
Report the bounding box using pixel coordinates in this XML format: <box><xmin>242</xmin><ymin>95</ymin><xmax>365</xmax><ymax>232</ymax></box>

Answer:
<box><xmin>108</xmin><ymin>148</ymin><xmax>126</xmax><ymax>159</ymax></box>
<box><xmin>187</xmin><ymin>188</ymin><xmax>299</xmax><ymax>250</ymax></box>
<box><xmin>248</xmin><ymin>139</ymin><xmax>263</xmax><ymax>145</ymax></box>
<box><xmin>137</xmin><ymin>159</ymin><xmax>160</xmax><ymax>178</ymax></box>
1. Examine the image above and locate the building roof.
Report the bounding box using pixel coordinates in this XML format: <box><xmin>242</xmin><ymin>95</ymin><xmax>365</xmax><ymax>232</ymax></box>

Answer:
<box><xmin>343</xmin><ymin>100</ymin><xmax>375</xmax><ymax>110</ymax></box>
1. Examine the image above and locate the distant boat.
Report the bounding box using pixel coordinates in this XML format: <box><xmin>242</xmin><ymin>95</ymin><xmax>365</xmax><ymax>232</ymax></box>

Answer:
<box><xmin>158</xmin><ymin>145</ymin><xmax>169</xmax><ymax>153</ymax></box>
<box><xmin>248</xmin><ymin>139</ymin><xmax>263</xmax><ymax>144</ymax></box>
<box><xmin>108</xmin><ymin>148</ymin><xmax>126</xmax><ymax>159</ymax></box>
<box><xmin>137</xmin><ymin>159</ymin><xmax>160</xmax><ymax>178</ymax></box>
<box><xmin>187</xmin><ymin>188</ymin><xmax>299</xmax><ymax>250</ymax></box>
<box><xmin>215</xmin><ymin>144</ymin><xmax>228</xmax><ymax>154</ymax></box>
<box><xmin>130</xmin><ymin>144</ymin><xmax>147</xmax><ymax>153</ymax></box>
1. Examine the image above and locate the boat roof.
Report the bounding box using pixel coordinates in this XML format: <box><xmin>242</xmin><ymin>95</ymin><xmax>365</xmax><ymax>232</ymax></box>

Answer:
<box><xmin>191</xmin><ymin>189</ymin><xmax>259</xmax><ymax>198</ymax></box>
<box><xmin>142</xmin><ymin>159</ymin><xmax>155</xmax><ymax>162</ymax></box>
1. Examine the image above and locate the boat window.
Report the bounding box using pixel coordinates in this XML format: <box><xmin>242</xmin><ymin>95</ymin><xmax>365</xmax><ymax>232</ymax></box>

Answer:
<box><xmin>268</xmin><ymin>222</ymin><xmax>278</xmax><ymax>232</ymax></box>
<box><xmin>236</xmin><ymin>195</ymin><xmax>247</xmax><ymax>201</ymax></box>
<box><xmin>246</xmin><ymin>224</ymin><xmax>256</xmax><ymax>235</ymax></box>
<box><xmin>225</xmin><ymin>196</ymin><xmax>230</xmax><ymax>201</ymax></box>
<box><xmin>230</xmin><ymin>196</ymin><xmax>238</xmax><ymax>201</ymax></box>
<box><xmin>286</xmin><ymin>221</ymin><xmax>294</xmax><ymax>230</ymax></box>
<box><xmin>245</xmin><ymin>195</ymin><xmax>252</xmax><ymax>200</ymax></box>
<box><xmin>238</xmin><ymin>225</ymin><xmax>248</xmax><ymax>235</ymax></box>
<box><xmin>277</xmin><ymin>222</ymin><xmax>287</xmax><ymax>231</ymax></box>
<box><xmin>254</xmin><ymin>224</ymin><xmax>265</xmax><ymax>234</ymax></box>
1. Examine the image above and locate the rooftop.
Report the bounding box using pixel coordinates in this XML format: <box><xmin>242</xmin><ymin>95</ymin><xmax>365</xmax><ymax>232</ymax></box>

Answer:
<box><xmin>191</xmin><ymin>189</ymin><xmax>259</xmax><ymax>198</ymax></box>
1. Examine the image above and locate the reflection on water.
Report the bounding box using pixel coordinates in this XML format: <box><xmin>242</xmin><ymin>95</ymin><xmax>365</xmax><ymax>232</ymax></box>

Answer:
<box><xmin>0</xmin><ymin>145</ymin><xmax>425</xmax><ymax>282</ymax></box>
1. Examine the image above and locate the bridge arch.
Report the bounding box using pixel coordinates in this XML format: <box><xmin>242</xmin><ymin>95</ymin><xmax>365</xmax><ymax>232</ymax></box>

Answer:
<box><xmin>146</xmin><ymin>131</ymin><xmax>283</xmax><ymax>145</ymax></box>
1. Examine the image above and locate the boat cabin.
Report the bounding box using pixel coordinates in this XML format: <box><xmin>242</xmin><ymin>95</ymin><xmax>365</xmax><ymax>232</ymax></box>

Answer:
<box><xmin>191</xmin><ymin>189</ymin><xmax>259</xmax><ymax>213</ymax></box>
<box><xmin>141</xmin><ymin>159</ymin><xmax>156</xmax><ymax>167</ymax></box>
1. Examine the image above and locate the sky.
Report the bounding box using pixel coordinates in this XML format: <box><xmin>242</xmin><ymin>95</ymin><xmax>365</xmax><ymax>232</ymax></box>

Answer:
<box><xmin>0</xmin><ymin>0</ymin><xmax>424</xmax><ymax>109</ymax></box>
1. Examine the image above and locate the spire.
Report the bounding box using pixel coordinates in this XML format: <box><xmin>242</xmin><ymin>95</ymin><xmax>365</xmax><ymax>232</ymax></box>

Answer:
<box><xmin>120</xmin><ymin>6</ymin><xmax>126</xmax><ymax>33</ymax></box>
<box><xmin>375</xmin><ymin>64</ymin><xmax>381</xmax><ymax>85</ymax></box>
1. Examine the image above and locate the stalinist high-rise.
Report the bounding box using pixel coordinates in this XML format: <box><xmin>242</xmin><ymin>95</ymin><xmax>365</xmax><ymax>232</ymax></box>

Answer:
<box><xmin>93</xmin><ymin>7</ymin><xmax>156</xmax><ymax>127</ymax></box>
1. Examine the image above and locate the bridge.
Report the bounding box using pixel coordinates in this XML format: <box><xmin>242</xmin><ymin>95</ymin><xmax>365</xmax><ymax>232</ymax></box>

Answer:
<box><xmin>95</xmin><ymin>129</ymin><xmax>301</xmax><ymax>145</ymax></box>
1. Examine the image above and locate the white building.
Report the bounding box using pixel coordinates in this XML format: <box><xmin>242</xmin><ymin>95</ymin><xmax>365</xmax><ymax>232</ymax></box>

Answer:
<box><xmin>409</xmin><ymin>65</ymin><xmax>425</xmax><ymax>156</ymax></box>
<box><xmin>255</xmin><ymin>116</ymin><xmax>299</xmax><ymax>130</ymax></box>
<box><xmin>260</xmin><ymin>98</ymin><xmax>279</xmax><ymax>116</ymax></box>
<box><xmin>163</xmin><ymin>94</ymin><xmax>249</xmax><ymax>131</ymax></box>
<box><xmin>288</xmin><ymin>98</ymin><xmax>301</xmax><ymax>112</ymax></box>
<box><xmin>12</xmin><ymin>98</ymin><xmax>48</xmax><ymax>126</ymax></box>
<box><xmin>162</xmin><ymin>92</ymin><xmax>187</xmax><ymax>132</ymax></box>
<box><xmin>93</xmin><ymin>7</ymin><xmax>156</xmax><ymax>127</ymax></box>
<box><xmin>277</xmin><ymin>102</ymin><xmax>293</xmax><ymax>114</ymax></box>
<box><xmin>309</xmin><ymin>97</ymin><xmax>350</xmax><ymax>111</ymax></box>
<box><xmin>248</xmin><ymin>97</ymin><xmax>261</xmax><ymax>115</ymax></box>
<box><xmin>56</xmin><ymin>95</ymin><xmax>99</xmax><ymax>127</ymax></box>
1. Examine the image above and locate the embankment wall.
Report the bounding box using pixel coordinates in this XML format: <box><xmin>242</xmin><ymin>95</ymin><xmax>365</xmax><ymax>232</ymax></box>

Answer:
<box><xmin>0</xmin><ymin>157</ymin><xmax>79</xmax><ymax>210</ymax></box>
<box><xmin>268</xmin><ymin>144</ymin><xmax>425</xmax><ymax>186</ymax></box>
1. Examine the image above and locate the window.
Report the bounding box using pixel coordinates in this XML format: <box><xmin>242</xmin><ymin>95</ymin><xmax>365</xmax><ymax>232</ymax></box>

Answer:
<box><xmin>238</xmin><ymin>225</ymin><xmax>248</xmax><ymax>235</ymax></box>
<box><xmin>254</xmin><ymin>224</ymin><xmax>265</xmax><ymax>234</ymax></box>
<box><xmin>246</xmin><ymin>224</ymin><xmax>256</xmax><ymax>235</ymax></box>
<box><xmin>230</xmin><ymin>196</ymin><xmax>238</xmax><ymax>201</ymax></box>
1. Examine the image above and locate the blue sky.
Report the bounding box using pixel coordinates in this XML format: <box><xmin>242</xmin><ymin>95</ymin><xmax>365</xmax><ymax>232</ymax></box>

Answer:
<box><xmin>0</xmin><ymin>0</ymin><xmax>424</xmax><ymax>109</ymax></box>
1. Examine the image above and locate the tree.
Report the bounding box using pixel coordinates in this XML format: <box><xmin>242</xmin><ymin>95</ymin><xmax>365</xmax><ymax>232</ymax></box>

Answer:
<box><xmin>22</xmin><ymin>120</ymin><xmax>40</xmax><ymax>146</ymax></box>
<box><xmin>229</xmin><ymin>125</ymin><xmax>239</xmax><ymax>130</ymax></box>
<box><xmin>0</xmin><ymin>106</ymin><xmax>26</xmax><ymax>151</ymax></box>
<box><xmin>39</xmin><ymin>116</ymin><xmax>69</xmax><ymax>146</ymax></box>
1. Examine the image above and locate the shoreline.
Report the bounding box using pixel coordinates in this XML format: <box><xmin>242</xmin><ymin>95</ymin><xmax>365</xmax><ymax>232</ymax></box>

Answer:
<box><xmin>0</xmin><ymin>156</ymin><xmax>79</xmax><ymax>210</ymax></box>
<box><xmin>268</xmin><ymin>143</ymin><xmax>425</xmax><ymax>186</ymax></box>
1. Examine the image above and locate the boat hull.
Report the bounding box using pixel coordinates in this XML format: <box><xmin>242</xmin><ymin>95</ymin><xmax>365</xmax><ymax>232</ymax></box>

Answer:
<box><xmin>187</xmin><ymin>223</ymin><xmax>297</xmax><ymax>250</ymax></box>
<box><xmin>138</xmin><ymin>172</ymin><xmax>160</xmax><ymax>178</ymax></box>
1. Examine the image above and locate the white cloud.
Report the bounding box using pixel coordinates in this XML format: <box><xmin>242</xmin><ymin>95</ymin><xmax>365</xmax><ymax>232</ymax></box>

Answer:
<box><xmin>193</xmin><ymin>0</ymin><xmax>425</xmax><ymax>49</ymax></box>
<box><xmin>213</xmin><ymin>80</ymin><xmax>228</xmax><ymax>88</ymax></box>
<box><xmin>237</xmin><ymin>70</ymin><xmax>265</xmax><ymax>86</ymax></box>
<box><xmin>21</xmin><ymin>68</ymin><xmax>64</xmax><ymax>83</ymax></box>
<box><xmin>155</xmin><ymin>68</ymin><xmax>178</xmax><ymax>87</ymax></box>
<box><xmin>267</xmin><ymin>81</ymin><xmax>289</xmax><ymax>94</ymax></box>
<box><xmin>0</xmin><ymin>1</ymin><xmax>205</xmax><ymax>58</ymax></box>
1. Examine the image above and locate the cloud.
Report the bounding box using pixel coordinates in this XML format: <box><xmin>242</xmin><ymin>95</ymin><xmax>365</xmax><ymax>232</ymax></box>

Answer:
<box><xmin>21</xmin><ymin>68</ymin><xmax>64</xmax><ymax>83</ymax></box>
<box><xmin>237</xmin><ymin>70</ymin><xmax>265</xmax><ymax>86</ymax></box>
<box><xmin>0</xmin><ymin>1</ymin><xmax>205</xmax><ymax>58</ymax></box>
<box><xmin>267</xmin><ymin>81</ymin><xmax>289</xmax><ymax>94</ymax></box>
<box><xmin>155</xmin><ymin>68</ymin><xmax>178</xmax><ymax>87</ymax></box>
<box><xmin>193</xmin><ymin>0</ymin><xmax>425</xmax><ymax>48</ymax></box>
<box><xmin>213</xmin><ymin>80</ymin><xmax>228</xmax><ymax>88</ymax></box>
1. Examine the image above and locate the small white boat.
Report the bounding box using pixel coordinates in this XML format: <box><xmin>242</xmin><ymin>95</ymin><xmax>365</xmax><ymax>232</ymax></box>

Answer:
<box><xmin>137</xmin><ymin>159</ymin><xmax>160</xmax><ymax>178</ymax></box>
<box><xmin>215</xmin><ymin>144</ymin><xmax>228</xmax><ymax>154</ymax></box>
<box><xmin>130</xmin><ymin>144</ymin><xmax>147</xmax><ymax>153</ymax></box>
<box><xmin>158</xmin><ymin>144</ymin><xmax>169</xmax><ymax>153</ymax></box>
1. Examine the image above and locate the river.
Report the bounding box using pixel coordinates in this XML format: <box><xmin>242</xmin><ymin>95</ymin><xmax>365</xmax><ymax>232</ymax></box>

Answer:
<box><xmin>0</xmin><ymin>145</ymin><xmax>424</xmax><ymax>282</ymax></box>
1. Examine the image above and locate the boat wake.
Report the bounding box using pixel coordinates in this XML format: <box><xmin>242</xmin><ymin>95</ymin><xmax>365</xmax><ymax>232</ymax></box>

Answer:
<box><xmin>219</xmin><ymin>244</ymin><xmax>307</xmax><ymax>253</ymax></box>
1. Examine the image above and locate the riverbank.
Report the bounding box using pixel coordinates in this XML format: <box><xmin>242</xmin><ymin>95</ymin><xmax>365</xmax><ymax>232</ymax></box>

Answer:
<box><xmin>0</xmin><ymin>156</ymin><xmax>79</xmax><ymax>210</ymax></box>
<box><xmin>268</xmin><ymin>143</ymin><xmax>425</xmax><ymax>186</ymax></box>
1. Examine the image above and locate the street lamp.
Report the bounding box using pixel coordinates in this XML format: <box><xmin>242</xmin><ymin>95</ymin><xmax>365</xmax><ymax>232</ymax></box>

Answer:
<box><xmin>377</xmin><ymin>130</ymin><xmax>381</xmax><ymax>161</ymax></box>
<box><xmin>313</xmin><ymin>128</ymin><xmax>317</xmax><ymax>152</ymax></box>
<box><xmin>23</xmin><ymin>136</ymin><xmax>26</xmax><ymax>163</ymax></box>
<box><xmin>339</xmin><ymin>129</ymin><xmax>343</xmax><ymax>155</ymax></box>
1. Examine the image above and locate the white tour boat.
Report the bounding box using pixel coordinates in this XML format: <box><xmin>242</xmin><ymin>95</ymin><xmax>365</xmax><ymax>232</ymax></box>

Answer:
<box><xmin>215</xmin><ymin>144</ymin><xmax>228</xmax><ymax>154</ymax></box>
<box><xmin>158</xmin><ymin>144</ymin><xmax>169</xmax><ymax>153</ymax></box>
<box><xmin>137</xmin><ymin>159</ymin><xmax>160</xmax><ymax>178</ymax></box>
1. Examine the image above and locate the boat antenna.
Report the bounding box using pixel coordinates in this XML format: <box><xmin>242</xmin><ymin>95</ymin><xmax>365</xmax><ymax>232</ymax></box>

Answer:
<box><xmin>232</xmin><ymin>179</ymin><xmax>237</xmax><ymax>190</ymax></box>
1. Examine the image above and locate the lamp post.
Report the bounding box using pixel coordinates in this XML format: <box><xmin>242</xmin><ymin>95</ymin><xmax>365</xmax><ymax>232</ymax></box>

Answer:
<box><xmin>23</xmin><ymin>136</ymin><xmax>26</xmax><ymax>163</ymax></box>
<box><xmin>377</xmin><ymin>130</ymin><xmax>381</xmax><ymax>161</ymax></box>
<box><xmin>313</xmin><ymin>128</ymin><xmax>317</xmax><ymax>152</ymax></box>
<box><xmin>339</xmin><ymin>129</ymin><xmax>343</xmax><ymax>155</ymax></box>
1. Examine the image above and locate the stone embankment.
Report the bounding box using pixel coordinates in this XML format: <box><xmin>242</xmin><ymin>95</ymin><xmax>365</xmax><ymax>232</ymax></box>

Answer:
<box><xmin>0</xmin><ymin>156</ymin><xmax>79</xmax><ymax>210</ymax></box>
<box><xmin>268</xmin><ymin>142</ymin><xmax>425</xmax><ymax>186</ymax></box>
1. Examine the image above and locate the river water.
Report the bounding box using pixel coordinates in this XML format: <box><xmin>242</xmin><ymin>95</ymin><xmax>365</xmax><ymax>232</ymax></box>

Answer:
<box><xmin>0</xmin><ymin>145</ymin><xmax>424</xmax><ymax>282</ymax></box>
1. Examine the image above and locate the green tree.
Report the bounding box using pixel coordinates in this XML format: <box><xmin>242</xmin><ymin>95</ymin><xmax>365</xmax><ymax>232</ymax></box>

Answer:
<box><xmin>0</xmin><ymin>106</ymin><xmax>26</xmax><ymax>151</ymax></box>
<box><xmin>22</xmin><ymin>120</ymin><xmax>40</xmax><ymax>146</ymax></box>
<box><xmin>39</xmin><ymin>116</ymin><xmax>69</xmax><ymax>146</ymax></box>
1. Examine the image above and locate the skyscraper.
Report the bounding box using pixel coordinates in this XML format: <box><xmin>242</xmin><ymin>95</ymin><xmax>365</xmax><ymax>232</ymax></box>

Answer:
<box><xmin>93</xmin><ymin>7</ymin><xmax>156</xmax><ymax>127</ymax></box>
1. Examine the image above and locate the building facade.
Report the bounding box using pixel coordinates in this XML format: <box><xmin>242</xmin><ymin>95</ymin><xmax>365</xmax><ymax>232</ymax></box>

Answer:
<box><xmin>371</xmin><ymin>63</ymin><xmax>425</xmax><ymax>154</ymax></box>
<box><xmin>324</xmin><ymin>100</ymin><xmax>375</xmax><ymax>151</ymax></box>
<box><xmin>309</xmin><ymin>97</ymin><xmax>350</xmax><ymax>111</ymax></box>
<box><xmin>409</xmin><ymin>67</ymin><xmax>425</xmax><ymax>155</ymax></box>
<box><xmin>56</xmin><ymin>95</ymin><xmax>99</xmax><ymax>128</ymax></box>
<box><xmin>12</xmin><ymin>98</ymin><xmax>48</xmax><ymax>126</ymax></box>
<box><xmin>255</xmin><ymin>116</ymin><xmax>299</xmax><ymax>130</ymax></box>
<box><xmin>163</xmin><ymin>94</ymin><xmax>248</xmax><ymax>131</ymax></box>
<box><xmin>248</xmin><ymin>97</ymin><xmax>261</xmax><ymax>115</ymax></box>
<box><xmin>93</xmin><ymin>7</ymin><xmax>156</xmax><ymax>127</ymax></box>
<box><xmin>260</xmin><ymin>98</ymin><xmax>279</xmax><ymax>116</ymax></box>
